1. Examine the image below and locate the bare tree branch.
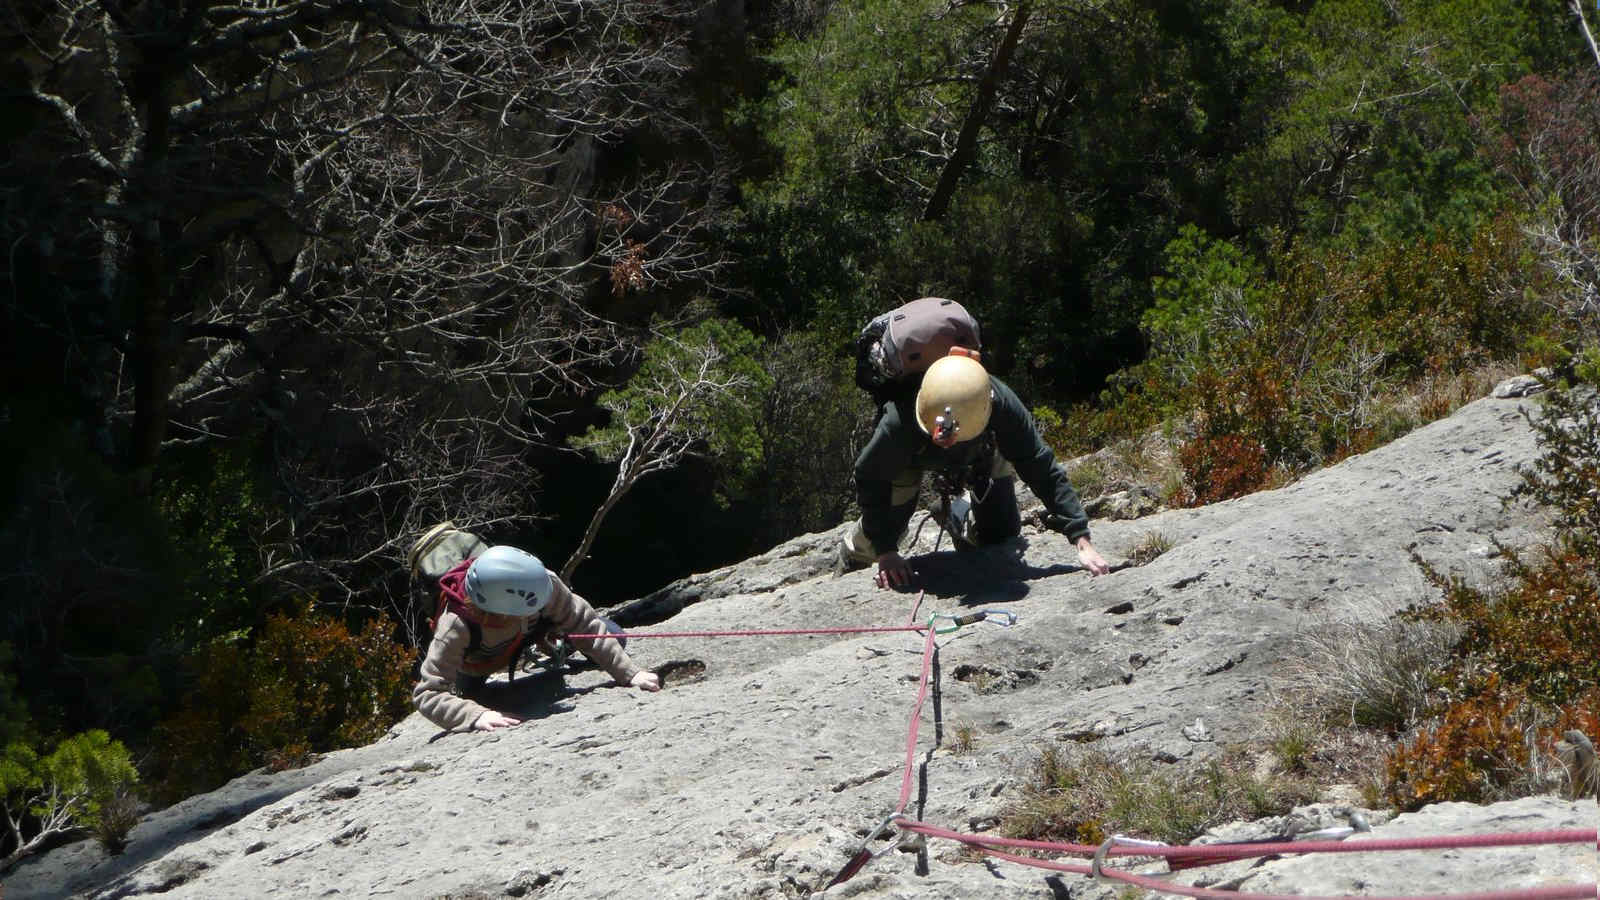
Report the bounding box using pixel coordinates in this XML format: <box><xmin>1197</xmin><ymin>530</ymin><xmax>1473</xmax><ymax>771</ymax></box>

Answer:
<box><xmin>1572</xmin><ymin>0</ymin><xmax>1600</xmax><ymax>70</ymax></box>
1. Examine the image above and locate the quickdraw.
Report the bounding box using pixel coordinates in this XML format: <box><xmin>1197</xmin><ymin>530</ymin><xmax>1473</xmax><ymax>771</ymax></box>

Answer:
<box><xmin>928</xmin><ymin>609</ymin><xmax>1018</xmax><ymax>635</ymax></box>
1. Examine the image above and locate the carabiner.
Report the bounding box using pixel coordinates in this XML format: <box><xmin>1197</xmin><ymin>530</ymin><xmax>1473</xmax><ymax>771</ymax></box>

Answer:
<box><xmin>928</xmin><ymin>609</ymin><xmax>1019</xmax><ymax>634</ymax></box>
<box><xmin>1091</xmin><ymin>834</ymin><xmax>1169</xmax><ymax>882</ymax></box>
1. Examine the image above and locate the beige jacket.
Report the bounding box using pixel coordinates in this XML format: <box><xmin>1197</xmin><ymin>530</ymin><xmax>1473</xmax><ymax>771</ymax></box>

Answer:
<box><xmin>412</xmin><ymin>575</ymin><xmax>641</xmax><ymax>731</ymax></box>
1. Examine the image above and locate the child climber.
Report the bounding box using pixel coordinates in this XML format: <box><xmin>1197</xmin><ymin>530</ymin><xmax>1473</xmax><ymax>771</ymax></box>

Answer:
<box><xmin>413</xmin><ymin>545</ymin><xmax>660</xmax><ymax>731</ymax></box>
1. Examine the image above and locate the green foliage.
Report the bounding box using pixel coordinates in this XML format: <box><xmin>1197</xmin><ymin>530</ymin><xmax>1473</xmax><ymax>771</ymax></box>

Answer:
<box><xmin>1509</xmin><ymin>379</ymin><xmax>1600</xmax><ymax>562</ymax></box>
<box><xmin>2</xmin><ymin>730</ymin><xmax>139</xmax><ymax>866</ymax></box>
<box><xmin>1142</xmin><ymin>225</ymin><xmax>1269</xmax><ymax>393</ymax></box>
<box><xmin>754</xmin><ymin>330</ymin><xmax>864</xmax><ymax>546</ymax></box>
<box><xmin>578</xmin><ymin>318</ymin><xmax>773</xmax><ymax>497</ymax></box>
<box><xmin>755</xmin><ymin>0</ymin><xmax>991</xmax><ymax>209</ymax></box>
<box><xmin>1228</xmin><ymin>0</ymin><xmax>1556</xmax><ymax>249</ymax></box>
<box><xmin>153</xmin><ymin>447</ymin><xmax>272</xmax><ymax>641</ymax></box>
<box><xmin>1145</xmin><ymin>213</ymin><xmax>1540</xmax><ymax>503</ymax></box>
<box><xmin>153</xmin><ymin>606</ymin><xmax>413</xmax><ymax>802</ymax></box>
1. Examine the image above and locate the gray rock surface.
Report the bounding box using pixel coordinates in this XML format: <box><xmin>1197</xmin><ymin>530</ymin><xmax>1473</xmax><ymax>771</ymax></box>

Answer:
<box><xmin>7</xmin><ymin>395</ymin><xmax>1595</xmax><ymax>899</ymax></box>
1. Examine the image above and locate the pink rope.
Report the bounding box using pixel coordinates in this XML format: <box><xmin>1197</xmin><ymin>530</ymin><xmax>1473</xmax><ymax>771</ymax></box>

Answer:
<box><xmin>971</xmin><ymin>845</ymin><xmax>1595</xmax><ymax>900</ymax></box>
<box><xmin>562</xmin><ymin>625</ymin><xmax>928</xmax><ymax>639</ymax></box>
<box><xmin>894</xmin><ymin>626</ymin><xmax>940</xmax><ymax>814</ymax></box>
<box><xmin>898</xmin><ymin>820</ymin><xmax>1597</xmax><ymax>860</ymax></box>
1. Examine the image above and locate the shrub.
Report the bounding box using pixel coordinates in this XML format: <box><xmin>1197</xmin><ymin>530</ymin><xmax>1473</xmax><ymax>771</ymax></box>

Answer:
<box><xmin>1282</xmin><ymin>612</ymin><xmax>1457</xmax><ymax>732</ymax></box>
<box><xmin>1508</xmin><ymin>381</ymin><xmax>1600</xmax><ymax>563</ymax></box>
<box><xmin>1384</xmin><ymin>688</ymin><xmax>1530</xmax><ymax>811</ymax></box>
<box><xmin>153</xmin><ymin>604</ymin><xmax>414</xmax><ymax>803</ymax></box>
<box><xmin>92</xmin><ymin>789</ymin><xmax>141</xmax><ymax>854</ymax></box>
<box><xmin>1126</xmin><ymin>531</ymin><xmax>1174</xmax><ymax>566</ymax></box>
<box><xmin>1385</xmin><ymin>377</ymin><xmax>1599</xmax><ymax>809</ymax></box>
<box><xmin>1176</xmin><ymin>433</ymin><xmax>1268</xmax><ymax>507</ymax></box>
<box><xmin>1</xmin><ymin>730</ymin><xmax>139</xmax><ymax>870</ymax></box>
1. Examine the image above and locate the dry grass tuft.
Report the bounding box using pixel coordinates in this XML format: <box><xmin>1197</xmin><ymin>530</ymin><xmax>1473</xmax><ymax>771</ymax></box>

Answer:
<box><xmin>1000</xmin><ymin>746</ymin><xmax>1316</xmax><ymax>847</ymax></box>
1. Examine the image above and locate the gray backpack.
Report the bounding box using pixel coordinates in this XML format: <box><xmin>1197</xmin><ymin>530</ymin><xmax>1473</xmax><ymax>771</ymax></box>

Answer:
<box><xmin>853</xmin><ymin>297</ymin><xmax>981</xmax><ymax>403</ymax></box>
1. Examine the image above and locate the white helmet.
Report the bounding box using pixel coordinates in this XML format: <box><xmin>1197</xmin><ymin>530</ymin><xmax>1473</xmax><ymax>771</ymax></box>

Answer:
<box><xmin>464</xmin><ymin>546</ymin><xmax>554</xmax><ymax>616</ymax></box>
<box><xmin>915</xmin><ymin>353</ymin><xmax>993</xmax><ymax>443</ymax></box>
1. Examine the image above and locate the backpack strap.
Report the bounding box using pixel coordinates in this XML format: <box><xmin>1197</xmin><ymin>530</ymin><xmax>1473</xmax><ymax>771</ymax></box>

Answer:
<box><xmin>429</xmin><ymin>557</ymin><xmax>487</xmax><ymax>656</ymax></box>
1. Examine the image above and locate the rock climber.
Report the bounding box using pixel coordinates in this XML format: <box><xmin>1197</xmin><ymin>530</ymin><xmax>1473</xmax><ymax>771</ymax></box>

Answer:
<box><xmin>841</xmin><ymin>351</ymin><xmax>1111</xmax><ymax>589</ymax></box>
<box><xmin>413</xmin><ymin>545</ymin><xmax>660</xmax><ymax>731</ymax></box>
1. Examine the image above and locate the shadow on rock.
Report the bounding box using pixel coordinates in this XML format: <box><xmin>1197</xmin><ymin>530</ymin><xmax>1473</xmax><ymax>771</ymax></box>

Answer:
<box><xmin>905</xmin><ymin>538</ymin><xmax>1078</xmax><ymax>602</ymax></box>
<box><xmin>426</xmin><ymin>670</ymin><xmax>594</xmax><ymax>743</ymax></box>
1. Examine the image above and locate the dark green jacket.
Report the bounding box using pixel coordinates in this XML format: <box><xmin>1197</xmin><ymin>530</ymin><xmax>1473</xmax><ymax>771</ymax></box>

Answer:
<box><xmin>853</xmin><ymin>376</ymin><xmax>1091</xmax><ymax>552</ymax></box>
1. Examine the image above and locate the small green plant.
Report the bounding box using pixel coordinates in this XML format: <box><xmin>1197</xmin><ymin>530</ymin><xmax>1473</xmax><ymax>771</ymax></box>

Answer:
<box><xmin>1066</xmin><ymin>455</ymin><xmax>1109</xmax><ymax>499</ymax></box>
<box><xmin>1262</xmin><ymin>705</ymin><xmax>1323</xmax><ymax>775</ymax></box>
<box><xmin>1127</xmin><ymin>530</ymin><xmax>1173</xmax><ymax>566</ymax></box>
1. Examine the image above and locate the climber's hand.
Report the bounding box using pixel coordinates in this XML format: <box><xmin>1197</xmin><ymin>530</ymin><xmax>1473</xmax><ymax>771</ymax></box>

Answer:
<box><xmin>875</xmin><ymin>552</ymin><xmax>913</xmax><ymax>589</ymax></box>
<box><xmin>473</xmin><ymin>710</ymin><xmax>523</xmax><ymax>731</ymax></box>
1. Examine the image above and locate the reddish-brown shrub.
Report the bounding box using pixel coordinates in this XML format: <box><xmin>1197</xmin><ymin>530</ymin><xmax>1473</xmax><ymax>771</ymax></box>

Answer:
<box><xmin>152</xmin><ymin>605</ymin><xmax>414</xmax><ymax>803</ymax></box>
<box><xmin>1177</xmin><ymin>433</ymin><xmax>1269</xmax><ymax>507</ymax></box>
<box><xmin>1385</xmin><ymin>688</ymin><xmax>1529</xmax><ymax>811</ymax></box>
<box><xmin>1419</xmin><ymin>547</ymin><xmax>1600</xmax><ymax>709</ymax></box>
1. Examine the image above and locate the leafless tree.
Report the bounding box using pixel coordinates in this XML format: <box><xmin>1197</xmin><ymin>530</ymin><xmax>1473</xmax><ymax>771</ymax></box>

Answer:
<box><xmin>1488</xmin><ymin>70</ymin><xmax>1600</xmax><ymax>347</ymax></box>
<box><xmin>2</xmin><ymin>0</ymin><xmax>726</xmax><ymax>621</ymax></box>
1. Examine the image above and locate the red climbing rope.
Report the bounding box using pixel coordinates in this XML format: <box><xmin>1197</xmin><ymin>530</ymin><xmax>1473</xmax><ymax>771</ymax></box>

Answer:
<box><xmin>895</xmin><ymin>819</ymin><xmax>1596</xmax><ymax>860</ymax></box>
<box><xmin>562</xmin><ymin>624</ymin><xmax>929</xmax><ymax>639</ymax></box>
<box><xmin>895</xmin><ymin>625</ymin><xmax>939</xmax><ymax>815</ymax></box>
<box><xmin>967</xmin><ymin>844</ymin><xmax>1595</xmax><ymax>900</ymax></box>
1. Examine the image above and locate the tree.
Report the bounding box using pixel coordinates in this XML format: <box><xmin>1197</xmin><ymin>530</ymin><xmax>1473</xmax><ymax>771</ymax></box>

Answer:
<box><xmin>922</xmin><ymin>0</ymin><xmax>1033</xmax><ymax>222</ymax></box>
<box><xmin>1</xmin><ymin>730</ymin><xmax>138</xmax><ymax>871</ymax></box>
<box><xmin>563</xmin><ymin>319</ymin><xmax>771</xmax><ymax>583</ymax></box>
<box><xmin>1</xmin><ymin>0</ymin><xmax>725</xmax><ymax>614</ymax></box>
<box><xmin>1483</xmin><ymin>70</ymin><xmax>1600</xmax><ymax>351</ymax></box>
<box><xmin>1573</xmin><ymin>0</ymin><xmax>1600</xmax><ymax>70</ymax></box>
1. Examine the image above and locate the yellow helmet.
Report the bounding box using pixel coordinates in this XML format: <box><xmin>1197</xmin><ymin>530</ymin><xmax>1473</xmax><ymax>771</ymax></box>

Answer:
<box><xmin>914</xmin><ymin>353</ymin><xmax>992</xmax><ymax>443</ymax></box>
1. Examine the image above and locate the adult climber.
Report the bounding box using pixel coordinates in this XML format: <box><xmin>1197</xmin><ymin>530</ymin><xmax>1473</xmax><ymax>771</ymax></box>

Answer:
<box><xmin>413</xmin><ymin>545</ymin><xmax>660</xmax><ymax>731</ymax></box>
<box><xmin>841</xmin><ymin>351</ymin><xmax>1111</xmax><ymax>589</ymax></box>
